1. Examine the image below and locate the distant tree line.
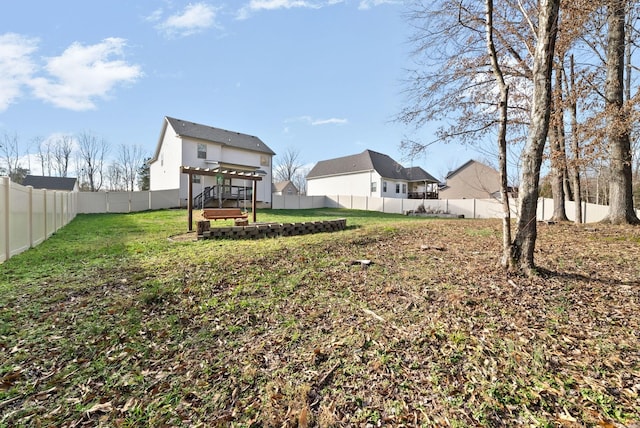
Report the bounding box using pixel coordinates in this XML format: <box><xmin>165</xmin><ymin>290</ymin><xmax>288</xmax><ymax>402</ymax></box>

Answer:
<box><xmin>0</xmin><ymin>131</ymin><xmax>150</xmax><ymax>191</ymax></box>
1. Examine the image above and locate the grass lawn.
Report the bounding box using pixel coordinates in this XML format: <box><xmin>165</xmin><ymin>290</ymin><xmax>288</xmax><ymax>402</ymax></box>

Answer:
<box><xmin>1</xmin><ymin>208</ymin><xmax>639</xmax><ymax>427</ymax></box>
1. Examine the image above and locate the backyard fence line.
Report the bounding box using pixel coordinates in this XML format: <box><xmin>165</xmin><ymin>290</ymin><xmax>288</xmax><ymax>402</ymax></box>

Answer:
<box><xmin>76</xmin><ymin>189</ymin><xmax>182</xmax><ymax>213</ymax></box>
<box><xmin>272</xmin><ymin>194</ymin><xmax>633</xmax><ymax>224</ymax></box>
<box><xmin>1</xmin><ymin>177</ymin><xmax>77</xmax><ymax>263</ymax></box>
<box><xmin>3</xmin><ymin>182</ymin><xmax>638</xmax><ymax>264</ymax></box>
<box><xmin>1</xmin><ymin>184</ymin><xmax>182</xmax><ymax>263</ymax></box>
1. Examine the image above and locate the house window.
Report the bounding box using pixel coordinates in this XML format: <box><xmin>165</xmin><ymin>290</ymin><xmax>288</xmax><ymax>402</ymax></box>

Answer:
<box><xmin>371</xmin><ymin>182</ymin><xmax>377</xmax><ymax>192</ymax></box>
<box><xmin>402</xmin><ymin>183</ymin><xmax>407</xmax><ymax>194</ymax></box>
<box><xmin>396</xmin><ymin>183</ymin><xmax>400</xmax><ymax>194</ymax></box>
<box><xmin>383</xmin><ymin>181</ymin><xmax>387</xmax><ymax>192</ymax></box>
<box><xmin>260</xmin><ymin>155</ymin><xmax>269</xmax><ymax>166</ymax></box>
<box><xmin>197</xmin><ymin>143</ymin><xmax>206</xmax><ymax>159</ymax></box>
<box><xmin>193</xmin><ymin>175</ymin><xmax>201</xmax><ymax>184</ymax></box>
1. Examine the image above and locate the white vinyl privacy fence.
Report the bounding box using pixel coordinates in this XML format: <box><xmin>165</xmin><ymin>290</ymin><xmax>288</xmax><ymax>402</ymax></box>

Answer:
<box><xmin>272</xmin><ymin>194</ymin><xmax>631</xmax><ymax>223</ymax></box>
<box><xmin>77</xmin><ymin>189</ymin><xmax>181</xmax><ymax>213</ymax></box>
<box><xmin>4</xmin><ymin>181</ymin><xmax>637</xmax><ymax>264</ymax></box>
<box><xmin>1</xmin><ymin>177</ymin><xmax>77</xmax><ymax>263</ymax></box>
<box><xmin>1</xmin><ymin>183</ymin><xmax>181</xmax><ymax>263</ymax></box>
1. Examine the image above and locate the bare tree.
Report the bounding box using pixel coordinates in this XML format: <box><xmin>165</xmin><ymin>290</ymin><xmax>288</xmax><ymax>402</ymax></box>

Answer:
<box><xmin>77</xmin><ymin>131</ymin><xmax>109</xmax><ymax>192</ymax></box>
<box><xmin>567</xmin><ymin>54</ymin><xmax>583</xmax><ymax>223</ymax></box>
<box><xmin>0</xmin><ymin>132</ymin><xmax>23</xmax><ymax>181</ymax></box>
<box><xmin>52</xmin><ymin>135</ymin><xmax>74</xmax><ymax>177</ymax></box>
<box><xmin>510</xmin><ymin>0</ymin><xmax>561</xmax><ymax>273</ymax></box>
<box><xmin>118</xmin><ymin>144</ymin><xmax>145</xmax><ymax>191</ymax></box>
<box><xmin>549</xmin><ymin>60</ymin><xmax>570</xmax><ymax>222</ymax></box>
<box><xmin>485</xmin><ymin>0</ymin><xmax>513</xmax><ymax>268</ymax></box>
<box><xmin>275</xmin><ymin>147</ymin><xmax>302</xmax><ymax>182</ymax></box>
<box><xmin>603</xmin><ymin>0</ymin><xmax>639</xmax><ymax>223</ymax></box>
<box><xmin>105</xmin><ymin>161</ymin><xmax>126</xmax><ymax>191</ymax></box>
<box><xmin>400</xmin><ymin>0</ymin><xmax>560</xmax><ymax>272</ymax></box>
<box><xmin>275</xmin><ymin>147</ymin><xmax>307</xmax><ymax>194</ymax></box>
<box><xmin>32</xmin><ymin>136</ymin><xmax>50</xmax><ymax>177</ymax></box>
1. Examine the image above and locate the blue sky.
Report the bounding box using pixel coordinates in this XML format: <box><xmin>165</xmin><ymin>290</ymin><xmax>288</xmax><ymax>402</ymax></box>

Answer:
<box><xmin>0</xmin><ymin>0</ymin><xmax>480</xmax><ymax>181</ymax></box>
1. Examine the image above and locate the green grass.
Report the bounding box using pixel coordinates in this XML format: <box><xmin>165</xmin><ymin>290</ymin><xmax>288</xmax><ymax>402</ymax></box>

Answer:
<box><xmin>1</xmin><ymin>209</ymin><xmax>639</xmax><ymax>427</ymax></box>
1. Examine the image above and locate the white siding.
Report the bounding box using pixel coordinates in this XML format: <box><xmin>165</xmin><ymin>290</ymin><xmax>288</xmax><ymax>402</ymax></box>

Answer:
<box><xmin>150</xmin><ymin>131</ymin><xmax>183</xmax><ymax>191</ymax></box>
<box><xmin>308</xmin><ymin>172</ymin><xmax>411</xmax><ymax>199</ymax></box>
<box><xmin>307</xmin><ymin>171</ymin><xmax>380</xmax><ymax>197</ymax></box>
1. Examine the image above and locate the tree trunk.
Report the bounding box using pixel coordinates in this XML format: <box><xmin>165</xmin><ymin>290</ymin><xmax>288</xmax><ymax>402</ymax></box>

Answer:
<box><xmin>550</xmin><ymin>125</ymin><xmax>569</xmax><ymax>221</ymax></box>
<box><xmin>485</xmin><ymin>0</ymin><xmax>512</xmax><ymax>269</ymax></box>
<box><xmin>569</xmin><ymin>55</ymin><xmax>583</xmax><ymax>224</ymax></box>
<box><xmin>604</xmin><ymin>0</ymin><xmax>639</xmax><ymax>224</ymax></box>
<box><xmin>550</xmin><ymin>60</ymin><xmax>569</xmax><ymax>222</ymax></box>
<box><xmin>511</xmin><ymin>0</ymin><xmax>561</xmax><ymax>273</ymax></box>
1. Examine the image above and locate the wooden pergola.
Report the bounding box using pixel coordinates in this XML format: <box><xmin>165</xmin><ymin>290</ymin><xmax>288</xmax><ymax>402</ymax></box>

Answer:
<box><xmin>181</xmin><ymin>166</ymin><xmax>265</xmax><ymax>231</ymax></box>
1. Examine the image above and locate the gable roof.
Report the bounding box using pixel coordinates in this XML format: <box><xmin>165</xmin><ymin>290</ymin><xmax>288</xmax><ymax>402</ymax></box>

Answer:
<box><xmin>446</xmin><ymin>159</ymin><xmax>490</xmax><ymax>179</ymax></box>
<box><xmin>273</xmin><ymin>180</ymin><xmax>298</xmax><ymax>193</ymax></box>
<box><xmin>151</xmin><ymin>116</ymin><xmax>275</xmax><ymax>162</ymax></box>
<box><xmin>22</xmin><ymin>175</ymin><xmax>77</xmax><ymax>191</ymax></box>
<box><xmin>306</xmin><ymin>149</ymin><xmax>438</xmax><ymax>183</ymax></box>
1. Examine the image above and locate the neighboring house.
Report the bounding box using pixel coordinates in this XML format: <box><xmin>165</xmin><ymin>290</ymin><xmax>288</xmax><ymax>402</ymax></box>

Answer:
<box><xmin>273</xmin><ymin>180</ymin><xmax>299</xmax><ymax>196</ymax></box>
<box><xmin>306</xmin><ymin>149</ymin><xmax>439</xmax><ymax>199</ymax></box>
<box><xmin>22</xmin><ymin>175</ymin><xmax>79</xmax><ymax>192</ymax></box>
<box><xmin>439</xmin><ymin>159</ymin><xmax>508</xmax><ymax>199</ymax></box>
<box><xmin>149</xmin><ymin>116</ymin><xmax>276</xmax><ymax>208</ymax></box>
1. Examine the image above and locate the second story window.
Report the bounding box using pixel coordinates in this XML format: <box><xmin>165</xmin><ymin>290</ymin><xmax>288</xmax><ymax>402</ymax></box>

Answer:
<box><xmin>396</xmin><ymin>183</ymin><xmax>400</xmax><ymax>194</ymax></box>
<box><xmin>383</xmin><ymin>181</ymin><xmax>387</xmax><ymax>192</ymax></box>
<box><xmin>371</xmin><ymin>182</ymin><xmax>377</xmax><ymax>192</ymax></box>
<box><xmin>197</xmin><ymin>143</ymin><xmax>206</xmax><ymax>159</ymax></box>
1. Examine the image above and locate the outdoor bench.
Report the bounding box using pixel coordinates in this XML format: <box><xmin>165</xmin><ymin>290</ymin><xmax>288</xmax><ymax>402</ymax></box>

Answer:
<box><xmin>202</xmin><ymin>208</ymin><xmax>248</xmax><ymax>221</ymax></box>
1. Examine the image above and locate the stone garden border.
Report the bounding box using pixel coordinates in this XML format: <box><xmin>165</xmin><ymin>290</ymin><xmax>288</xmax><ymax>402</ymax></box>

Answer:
<box><xmin>197</xmin><ymin>218</ymin><xmax>347</xmax><ymax>240</ymax></box>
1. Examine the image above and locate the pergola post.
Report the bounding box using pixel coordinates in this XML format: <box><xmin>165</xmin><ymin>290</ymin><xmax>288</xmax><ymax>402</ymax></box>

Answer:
<box><xmin>187</xmin><ymin>173</ymin><xmax>194</xmax><ymax>231</ymax></box>
<box><xmin>252</xmin><ymin>180</ymin><xmax>258</xmax><ymax>223</ymax></box>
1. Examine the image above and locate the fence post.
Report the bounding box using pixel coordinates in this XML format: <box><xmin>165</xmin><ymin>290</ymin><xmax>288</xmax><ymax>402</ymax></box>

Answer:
<box><xmin>583</xmin><ymin>201</ymin><xmax>587</xmax><ymax>223</ymax></box>
<box><xmin>28</xmin><ymin>186</ymin><xmax>33</xmax><ymax>248</ymax></box>
<box><xmin>53</xmin><ymin>191</ymin><xmax>57</xmax><ymax>232</ymax></box>
<box><xmin>2</xmin><ymin>177</ymin><xmax>9</xmax><ymax>262</ymax></box>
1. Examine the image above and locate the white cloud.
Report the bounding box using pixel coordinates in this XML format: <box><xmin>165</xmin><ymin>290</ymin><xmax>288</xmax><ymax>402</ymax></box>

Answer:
<box><xmin>237</xmin><ymin>0</ymin><xmax>322</xmax><ymax>20</ymax></box>
<box><xmin>157</xmin><ymin>3</ymin><xmax>220</xmax><ymax>37</ymax></box>
<box><xmin>286</xmin><ymin>115</ymin><xmax>348</xmax><ymax>126</ymax></box>
<box><xmin>236</xmin><ymin>0</ymin><xmax>395</xmax><ymax>19</ymax></box>
<box><xmin>311</xmin><ymin>117</ymin><xmax>348</xmax><ymax>126</ymax></box>
<box><xmin>0</xmin><ymin>33</ymin><xmax>39</xmax><ymax>112</ymax></box>
<box><xmin>29</xmin><ymin>38</ymin><xmax>142</xmax><ymax>111</ymax></box>
<box><xmin>358</xmin><ymin>0</ymin><xmax>401</xmax><ymax>10</ymax></box>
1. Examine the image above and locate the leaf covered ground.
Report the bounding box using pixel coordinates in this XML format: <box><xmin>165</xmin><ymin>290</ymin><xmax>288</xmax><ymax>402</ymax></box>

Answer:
<box><xmin>1</xmin><ymin>210</ymin><xmax>639</xmax><ymax>427</ymax></box>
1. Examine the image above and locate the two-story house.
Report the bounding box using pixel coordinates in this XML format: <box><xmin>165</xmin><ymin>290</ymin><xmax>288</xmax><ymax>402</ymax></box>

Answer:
<box><xmin>149</xmin><ymin>117</ymin><xmax>276</xmax><ymax>208</ymax></box>
<box><xmin>306</xmin><ymin>149</ymin><xmax>438</xmax><ymax>199</ymax></box>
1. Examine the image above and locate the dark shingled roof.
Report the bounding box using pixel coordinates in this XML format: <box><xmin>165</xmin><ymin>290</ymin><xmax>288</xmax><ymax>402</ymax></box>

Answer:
<box><xmin>22</xmin><ymin>175</ymin><xmax>77</xmax><ymax>191</ymax></box>
<box><xmin>306</xmin><ymin>149</ymin><xmax>438</xmax><ymax>183</ymax></box>
<box><xmin>165</xmin><ymin>116</ymin><xmax>275</xmax><ymax>155</ymax></box>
